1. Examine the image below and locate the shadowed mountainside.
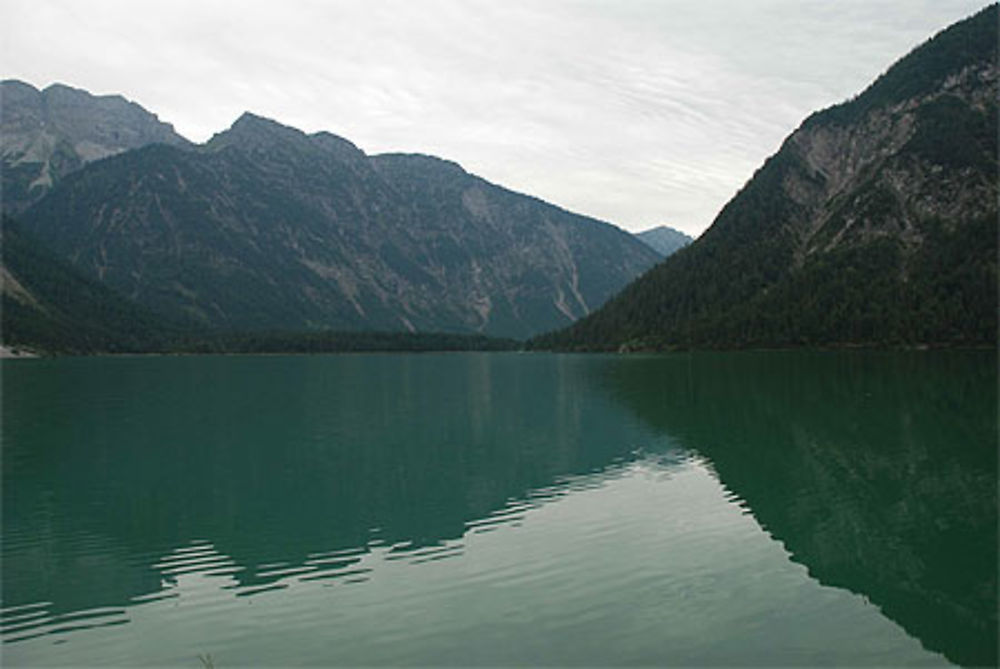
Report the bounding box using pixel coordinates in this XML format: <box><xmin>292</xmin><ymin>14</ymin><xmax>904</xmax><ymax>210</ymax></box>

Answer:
<box><xmin>17</xmin><ymin>112</ymin><xmax>658</xmax><ymax>339</ymax></box>
<box><xmin>534</xmin><ymin>5</ymin><xmax>998</xmax><ymax>351</ymax></box>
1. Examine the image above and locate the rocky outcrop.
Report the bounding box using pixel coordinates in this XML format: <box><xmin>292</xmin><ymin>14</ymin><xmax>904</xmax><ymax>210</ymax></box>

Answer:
<box><xmin>784</xmin><ymin>58</ymin><xmax>997</xmax><ymax>262</ymax></box>
<box><xmin>1</xmin><ymin>79</ymin><xmax>190</xmax><ymax>212</ymax></box>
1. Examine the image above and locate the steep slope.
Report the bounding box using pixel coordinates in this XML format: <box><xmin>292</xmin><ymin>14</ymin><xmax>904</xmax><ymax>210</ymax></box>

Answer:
<box><xmin>634</xmin><ymin>225</ymin><xmax>692</xmax><ymax>257</ymax></box>
<box><xmin>371</xmin><ymin>153</ymin><xmax>660</xmax><ymax>335</ymax></box>
<box><xmin>535</xmin><ymin>4</ymin><xmax>997</xmax><ymax>351</ymax></box>
<box><xmin>19</xmin><ymin>113</ymin><xmax>658</xmax><ymax>338</ymax></box>
<box><xmin>0</xmin><ymin>217</ymin><xmax>174</xmax><ymax>353</ymax></box>
<box><xmin>1</xmin><ymin>79</ymin><xmax>190</xmax><ymax>213</ymax></box>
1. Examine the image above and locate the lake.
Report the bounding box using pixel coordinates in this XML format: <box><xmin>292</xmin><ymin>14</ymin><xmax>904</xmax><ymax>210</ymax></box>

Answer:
<box><xmin>2</xmin><ymin>351</ymin><xmax>996</xmax><ymax>666</ymax></box>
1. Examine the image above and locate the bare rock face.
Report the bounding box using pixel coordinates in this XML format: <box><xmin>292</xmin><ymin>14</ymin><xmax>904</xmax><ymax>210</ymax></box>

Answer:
<box><xmin>782</xmin><ymin>58</ymin><xmax>998</xmax><ymax>262</ymax></box>
<box><xmin>1</xmin><ymin>79</ymin><xmax>190</xmax><ymax>212</ymax></box>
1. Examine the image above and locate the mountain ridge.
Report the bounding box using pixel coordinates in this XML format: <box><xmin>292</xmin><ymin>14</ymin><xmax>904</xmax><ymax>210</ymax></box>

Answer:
<box><xmin>15</xmin><ymin>109</ymin><xmax>659</xmax><ymax>339</ymax></box>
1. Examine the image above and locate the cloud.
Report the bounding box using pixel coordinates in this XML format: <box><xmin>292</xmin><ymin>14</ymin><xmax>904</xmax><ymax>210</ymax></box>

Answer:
<box><xmin>2</xmin><ymin>0</ymin><xmax>989</xmax><ymax>235</ymax></box>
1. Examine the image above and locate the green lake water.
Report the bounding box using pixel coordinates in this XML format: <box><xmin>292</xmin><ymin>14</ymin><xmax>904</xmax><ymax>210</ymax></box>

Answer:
<box><xmin>1</xmin><ymin>351</ymin><xmax>996</xmax><ymax>666</ymax></box>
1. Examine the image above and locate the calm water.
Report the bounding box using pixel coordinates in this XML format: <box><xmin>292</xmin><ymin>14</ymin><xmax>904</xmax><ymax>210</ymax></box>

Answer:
<box><xmin>2</xmin><ymin>351</ymin><xmax>995</xmax><ymax>666</ymax></box>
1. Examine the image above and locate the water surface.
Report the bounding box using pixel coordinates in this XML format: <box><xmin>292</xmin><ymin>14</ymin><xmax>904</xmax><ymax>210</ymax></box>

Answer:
<box><xmin>2</xmin><ymin>351</ymin><xmax>995</xmax><ymax>666</ymax></box>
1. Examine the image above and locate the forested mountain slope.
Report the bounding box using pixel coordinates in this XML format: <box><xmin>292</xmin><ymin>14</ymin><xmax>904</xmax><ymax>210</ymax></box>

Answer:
<box><xmin>1</xmin><ymin>217</ymin><xmax>176</xmax><ymax>353</ymax></box>
<box><xmin>534</xmin><ymin>5</ymin><xmax>998</xmax><ymax>351</ymax></box>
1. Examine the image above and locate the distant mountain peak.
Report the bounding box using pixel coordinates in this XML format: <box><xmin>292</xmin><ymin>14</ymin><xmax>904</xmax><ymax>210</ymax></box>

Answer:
<box><xmin>208</xmin><ymin>111</ymin><xmax>306</xmax><ymax>147</ymax></box>
<box><xmin>207</xmin><ymin>113</ymin><xmax>368</xmax><ymax>165</ymax></box>
<box><xmin>231</xmin><ymin>110</ymin><xmax>288</xmax><ymax>130</ymax></box>
<box><xmin>634</xmin><ymin>225</ymin><xmax>692</xmax><ymax>257</ymax></box>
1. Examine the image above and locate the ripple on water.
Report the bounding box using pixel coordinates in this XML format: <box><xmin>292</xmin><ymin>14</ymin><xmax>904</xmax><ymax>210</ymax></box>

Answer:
<box><xmin>1</xmin><ymin>605</ymin><xmax>130</xmax><ymax>644</ymax></box>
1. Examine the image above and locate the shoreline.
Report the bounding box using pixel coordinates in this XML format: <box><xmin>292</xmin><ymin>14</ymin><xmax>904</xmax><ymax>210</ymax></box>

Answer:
<box><xmin>3</xmin><ymin>343</ymin><xmax>993</xmax><ymax>359</ymax></box>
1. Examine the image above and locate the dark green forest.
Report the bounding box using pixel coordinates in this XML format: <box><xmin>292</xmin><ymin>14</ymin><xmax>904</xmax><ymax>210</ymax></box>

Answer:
<box><xmin>532</xmin><ymin>212</ymin><xmax>997</xmax><ymax>352</ymax></box>
<box><xmin>1</xmin><ymin>216</ymin><xmax>177</xmax><ymax>353</ymax></box>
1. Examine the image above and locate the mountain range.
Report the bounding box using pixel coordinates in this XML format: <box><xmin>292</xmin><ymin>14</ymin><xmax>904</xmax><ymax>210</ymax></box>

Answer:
<box><xmin>2</xmin><ymin>87</ymin><xmax>659</xmax><ymax>345</ymax></box>
<box><xmin>3</xmin><ymin>6</ymin><xmax>996</xmax><ymax>354</ymax></box>
<box><xmin>534</xmin><ymin>4</ymin><xmax>998</xmax><ymax>351</ymax></box>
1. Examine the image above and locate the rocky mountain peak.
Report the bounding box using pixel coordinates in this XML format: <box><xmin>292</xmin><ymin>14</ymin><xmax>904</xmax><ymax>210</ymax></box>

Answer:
<box><xmin>4</xmin><ymin>80</ymin><xmax>189</xmax><ymax>155</ymax></box>
<box><xmin>206</xmin><ymin>112</ymin><xmax>306</xmax><ymax>150</ymax></box>
<box><xmin>206</xmin><ymin>113</ymin><xmax>369</xmax><ymax>168</ymax></box>
<box><xmin>230</xmin><ymin>111</ymin><xmax>289</xmax><ymax>133</ymax></box>
<box><xmin>1</xmin><ymin>79</ymin><xmax>190</xmax><ymax>213</ymax></box>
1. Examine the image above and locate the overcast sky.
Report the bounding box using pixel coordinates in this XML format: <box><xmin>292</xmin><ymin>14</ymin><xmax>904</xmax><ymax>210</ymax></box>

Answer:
<box><xmin>2</xmin><ymin>1</ymin><xmax>989</xmax><ymax>236</ymax></box>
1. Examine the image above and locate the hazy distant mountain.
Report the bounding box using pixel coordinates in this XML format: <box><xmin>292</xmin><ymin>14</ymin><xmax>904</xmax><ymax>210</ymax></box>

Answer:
<box><xmin>634</xmin><ymin>225</ymin><xmax>692</xmax><ymax>257</ymax></box>
<box><xmin>535</xmin><ymin>4</ymin><xmax>997</xmax><ymax>351</ymax></box>
<box><xmin>1</xmin><ymin>79</ymin><xmax>190</xmax><ymax>213</ymax></box>
<box><xmin>18</xmin><ymin>112</ymin><xmax>659</xmax><ymax>339</ymax></box>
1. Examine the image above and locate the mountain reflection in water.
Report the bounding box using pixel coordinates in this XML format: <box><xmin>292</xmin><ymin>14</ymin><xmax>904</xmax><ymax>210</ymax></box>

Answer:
<box><xmin>2</xmin><ymin>351</ymin><xmax>994</xmax><ymax>666</ymax></box>
<box><xmin>598</xmin><ymin>350</ymin><xmax>997</xmax><ymax>668</ymax></box>
<box><xmin>2</xmin><ymin>354</ymin><xmax>659</xmax><ymax>623</ymax></box>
